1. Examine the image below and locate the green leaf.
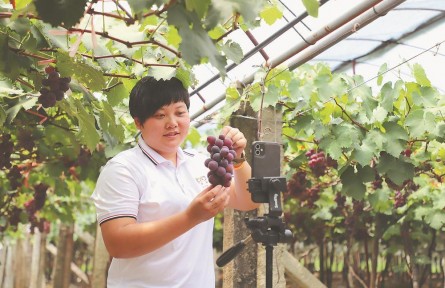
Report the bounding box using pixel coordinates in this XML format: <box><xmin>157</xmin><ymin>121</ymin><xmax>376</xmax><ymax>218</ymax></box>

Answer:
<box><xmin>376</xmin><ymin>153</ymin><xmax>414</xmax><ymax>186</ymax></box>
<box><xmin>412</xmin><ymin>63</ymin><xmax>431</xmax><ymax>87</ymax></box>
<box><xmin>405</xmin><ymin>109</ymin><xmax>436</xmax><ymax>138</ymax></box>
<box><xmin>105</xmin><ymin>82</ymin><xmax>128</xmax><ymax>107</ymax></box>
<box><xmin>165</xmin><ymin>25</ymin><xmax>182</xmax><ymax>48</ymax></box>
<box><xmin>340</xmin><ymin>166</ymin><xmax>366</xmax><ymax>200</ymax></box>
<box><xmin>56</xmin><ymin>52</ymin><xmax>106</xmax><ymax>91</ymax></box>
<box><xmin>301</xmin><ymin>0</ymin><xmax>319</xmax><ymax>17</ymax></box>
<box><xmin>73</xmin><ymin>100</ymin><xmax>100</xmax><ymax>151</ymax></box>
<box><xmin>167</xmin><ymin>5</ymin><xmax>227</xmax><ymax>74</ymax></box>
<box><xmin>368</xmin><ymin>189</ymin><xmax>392</xmax><ymax>214</ymax></box>
<box><xmin>34</xmin><ymin>0</ymin><xmax>88</xmax><ymax>28</ymax></box>
<box><xmin>126</xmin><ymin>0</ymin><xmax>166</xmax><ymax>16</ymax></box>
<box><xmin>0</xmin><ymin>105</ymin><xmax>6</xmax><ymax>128</ymax></box>
<box><xmin>319</xmin><ymin>123</ymin><xmax>361</xmax><ymax>159</ymax></box>
<box><xmin>0</xmin><ymin>34</ymin><xmax>31</xmax><ymax>81</ymax></box>
<box><xmin>185</xmin><ymin>0</ymin><xmax>210</xmax><ymax>19</ymax></box>
<box><xmin>220</xmin><ymin>40</ymin><xmax>243</xmax><ymax>64</ymax></box>
<box><xmin>260</xmin><ymin>5</ymin><xmax>283</xmax><ymax>25</ymax></box>
<box><xmin>382</xmin><ymin>122</ymin><xmax>408</xmax><ymax>158</ymax></box>
<box><xmin>377</xmin><ymin>63</ymin><xmax>387</xmax><ymax>85</ymax></box>
<box><xmin>209</xmin><ymin>0</ymin><xmax>267</xmax><ymax>24</ymax></box>
<box><xmin>5</xmin><ymin>97</ymin><xmax>37</xmax><ymax>124</ymax></box>
<box><xmin>351</xmin><ymin>135</ymin><xmax>378</xmax><ymax>167</ymax></box>
<box><xmin>99</xmin><ymin>101</ymin><xmax>125</xmax><ymax>146</ymax></box>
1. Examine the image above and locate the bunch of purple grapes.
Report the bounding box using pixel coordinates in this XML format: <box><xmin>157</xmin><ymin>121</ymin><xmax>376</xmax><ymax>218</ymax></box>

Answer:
<box><xmin>205</xmin><ymin>135</ymin><xmax>236</xmax><ymax>187</ymax></box>
<box><xmin>0</xmin><ymin>133</ymin><xmax>14</xmax><ymax>169</ymax></box>
<box><xmin>306</xmin><ymin>149</ymin><xmax>328</xmax><ymax>177</ymax></box>
<box><xmin>38</xmin><ymin>66</ymin><xmax>71</xmax><ymax>108</ymax></box>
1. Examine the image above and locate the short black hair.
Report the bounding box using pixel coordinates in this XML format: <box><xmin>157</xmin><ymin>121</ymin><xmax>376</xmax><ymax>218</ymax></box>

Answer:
<box><xmin>129</xmin><ymin>76</ymin><xmax>190</xmax><ymax>123</ymax></box>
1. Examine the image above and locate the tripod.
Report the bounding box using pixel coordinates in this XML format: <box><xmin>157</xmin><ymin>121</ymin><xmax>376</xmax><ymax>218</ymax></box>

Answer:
<box><xmin>216</xmin><ymin>177</ymin><xmax>293</xmax><ymax>288</ymax></box>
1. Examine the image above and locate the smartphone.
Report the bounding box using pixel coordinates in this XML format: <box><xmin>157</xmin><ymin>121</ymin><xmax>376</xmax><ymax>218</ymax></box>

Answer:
<box><xmin>251</xmin><ymin>141</ymin><xmax>281</xmax><ymax>179</ymax></box>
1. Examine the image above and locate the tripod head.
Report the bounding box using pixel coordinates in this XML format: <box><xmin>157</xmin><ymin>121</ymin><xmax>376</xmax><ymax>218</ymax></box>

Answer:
<box><xmin>216</xmin><ymin>176</ymin><xmax>293</xmax><ymax>268</ymax></box>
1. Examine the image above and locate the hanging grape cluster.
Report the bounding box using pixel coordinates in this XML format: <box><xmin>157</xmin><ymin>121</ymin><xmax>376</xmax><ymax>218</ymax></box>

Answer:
<box><xmin>306</xmin><ymin>149</ymin><xmax>337</xmax><ymax>177</ymax></box>
<box><xmin>205</xmin><ymin>135</ymin><xmax>236</xmax><ymax>187</ymax></box>
<box><xmin>0</xmin><ymin>133</ymin><xmax>13</xmax><ymax>169</ymax></box>
<box><xmin>38</xmin><ymin>66</ymin><xmax>71</xmax><ymax>108</ymax></box>
<box><xmin>23</xmin><ymin>183</ymin><xmax>49</xmax><ymax>233</ymax></box>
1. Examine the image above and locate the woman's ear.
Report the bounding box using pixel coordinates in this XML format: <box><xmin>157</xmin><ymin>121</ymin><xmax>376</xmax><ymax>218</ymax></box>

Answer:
<box><xmin>134</xmin><ymin>117</ymin><xmax>142</xmax><ymax>130</ymax></box>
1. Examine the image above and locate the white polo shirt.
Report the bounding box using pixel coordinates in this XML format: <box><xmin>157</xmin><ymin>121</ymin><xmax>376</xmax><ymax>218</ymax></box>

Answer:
<box><xmin>91</xmin><ymin>136</ymin><xmax>215</xmax><ymax>288</ymax></box>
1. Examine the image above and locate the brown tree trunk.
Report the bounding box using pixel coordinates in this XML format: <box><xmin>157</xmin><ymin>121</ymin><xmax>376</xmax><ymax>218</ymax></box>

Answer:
<box><xmin>52</xmin><ymin>223</ymin><xmax>74</xmax><ymax>288</ymax></box>
<box><xmin>92</xmin><ymin>224</ymin><xmax>110</xmax><ymax>288</ymax></box>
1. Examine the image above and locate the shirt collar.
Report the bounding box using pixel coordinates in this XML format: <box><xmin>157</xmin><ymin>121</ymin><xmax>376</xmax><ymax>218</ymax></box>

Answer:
<box><xmin>137</xmin><ymin>135</ymin><xmax>193</xmax><ymax>166</ymax></box>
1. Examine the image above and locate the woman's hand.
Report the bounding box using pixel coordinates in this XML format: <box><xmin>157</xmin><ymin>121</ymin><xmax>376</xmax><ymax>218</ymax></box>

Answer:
<box><xmin>220</xmin><ymin>126</ymin><xmax>246</xmax><ymax>158</ymax></box>
<box><xmin>186</xmin><ymin>185</ymin><xmax>230</xmax><ymax>223</ymax></box>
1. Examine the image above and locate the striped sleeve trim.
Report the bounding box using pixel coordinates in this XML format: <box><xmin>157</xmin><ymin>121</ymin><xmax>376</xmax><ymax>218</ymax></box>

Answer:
<box><xmin>99</xmin><ymin>214</ymin><xmax>137</xmax><ymax>225</ymax></box>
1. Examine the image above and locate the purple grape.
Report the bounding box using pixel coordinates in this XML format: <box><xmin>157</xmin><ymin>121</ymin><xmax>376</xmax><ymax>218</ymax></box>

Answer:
<box><xmin>226</xmin><ymin>153</ymin><xmax>234</xmax><ymax>161</ymax></box>
<box><xmin>224</xmin><ymin>172</ymin><xmax>232</xmax><ymax>181</ymax></box>
<box><xmin>211</xmin><ymin>145</ymin><xmax>220</xmax><ymax>154</ymax></box>
<box><xmin>208</xmin><ymin>174</ymin><xmax>219</xmax><ymax>185</ymax></box>
<box><xmin>226</xmin><ymin>164</ymin><xmax>233</xmax><ymax>173</ymax></box>
<box><xmin>208</xmin><ymin>160</ymin><xmax>218</xmax><ymax>171</ymax></box>
<box><xmin>207</xmin><ymin>136</ymin><xmax>216</xmax><ymax>145</ymax></box>
<box><xmin>204</xmin><ymin>158</ymin><xmax>211</xmax><ymax>167</ymax></box>
<box><xmin>212</xmin><ymin>153</ymin><xmax>221</xmax><ymax>162</ymax></box>
<box><xmin>207</xmin><ymin>144</ymin><xmax>212</xmax><ymax>153</ymax></box>
<box><xmin>215</xmin><ymin>139</ymin><xmax>224</xmax><ymax>148</ymax></box>
<box><xmin>218</xmin><ymin>134</ymin><xmax>225</xmax><ymax>140</ymax></box>
<box><xmin>223</xmin><ymin>138</ymin><xmax>233</xmax><ymax>147</ymax></box>
<box><xmin>220</xmin><ymin>147</ymin><xmax>229</xmax><ymax>157</ymax></box>
<box><xmin>216</xmin><ymin>166</ymin><xmax>226</xmax><ymax>177</ymax></box>
<box><xmin>220</xmin><ymin>159</ymin><xmax>228</xmax><ymax>168</ymax></box>
<box><xmin>223</xmin><ymin>181</ymin><xmax>231</xmax><ymax>187</ymax></box>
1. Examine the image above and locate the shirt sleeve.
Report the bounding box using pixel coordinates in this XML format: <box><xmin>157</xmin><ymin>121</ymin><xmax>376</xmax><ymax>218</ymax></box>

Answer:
<box><xmin>91</xmin><ymin>160</ymin><xmax>140</xmax><ymax>224</ymax></box>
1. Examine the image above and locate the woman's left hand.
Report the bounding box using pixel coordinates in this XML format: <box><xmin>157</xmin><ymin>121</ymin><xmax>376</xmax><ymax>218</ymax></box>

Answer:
<box><xmin>220</xmin><ymin>126</ymin><xmax>246</xmax><ymax>158</ymax></box>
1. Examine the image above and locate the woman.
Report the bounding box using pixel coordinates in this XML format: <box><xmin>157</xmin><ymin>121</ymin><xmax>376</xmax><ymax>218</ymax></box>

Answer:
<box><xmin>91</xmin><ymin>76</ymin><xmax>258</xmax><ymax>287</ymax></box>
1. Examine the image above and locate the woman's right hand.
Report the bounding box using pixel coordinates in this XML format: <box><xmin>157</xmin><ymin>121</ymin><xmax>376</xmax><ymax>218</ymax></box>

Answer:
<box><xmin>186</xmin><ymin>185</ymin><xmax>230</xmax><ymax>223</ymax></box>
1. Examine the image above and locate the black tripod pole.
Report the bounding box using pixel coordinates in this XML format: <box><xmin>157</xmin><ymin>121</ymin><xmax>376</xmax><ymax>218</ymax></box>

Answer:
<box><xmin>266</xmin><ymin>244</ymin><xmax>273</xmax><ymax>288</ymax></box>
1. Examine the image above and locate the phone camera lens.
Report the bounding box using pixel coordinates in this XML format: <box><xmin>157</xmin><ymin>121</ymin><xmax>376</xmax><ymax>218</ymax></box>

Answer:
<box><xmin>255</xmin><ymin>149</ymin><xmax>261</xmax><ymax>155</ymax></box>
<box><xmin>255</xmin><ymin>144</ymin><xmax>261</xmax><ymax>149</ymax></box>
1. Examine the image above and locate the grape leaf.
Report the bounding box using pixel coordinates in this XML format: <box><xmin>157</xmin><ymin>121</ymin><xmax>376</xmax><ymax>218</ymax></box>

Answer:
<box><xmin>260</xmin><ymin>5</ymin><xmax>283</xmax><ymax>25</ymax></box>
<box><xmin>56</xmin><ymin>52</ymin><xmax>106</xmax><ymax>91</ymax></box>
<box><xmin>165</xmin><ymin>25</ymin><xmax>182</xmax><ymax>48</ymax></box>
<box><xmin>380</xmin><ymin>81</ymin><xmax>402</xmax><ymax>113</ymax></box>
<box><xmin>0</xmin><ymin>34</ymin><xmax>30</xmax><ymax>81</ymax></box>
<box><xmin>105</xmin><ymin>82</ymin><xmax>128</xmax><ymax>107</ymax></box>
<box><xmin>0</xmin><ymin>105</ymin><xmax>6</xmax><ymax>128</ymax></box>
<box><xmin>376</xmin><ymin>153</ymin><xmax>414</xmax><ymax>186</ymax></box>
<box><xmin>99</xmin><ymin>101</ymin><xmax>125</xmax><ymax>146</ymax></box>
<box><xmin>167</xmin><ymin>5</ymin><xmax>226</xmax><ymax>74</ymax></box>
<box><xmin>405</xmin><ymin>109</ymin><xmax>436</xmax><ymax>138</ymax></box>
<box><xmin>368</xmin><ymin>189</ymin><xmax>392</xmax><ymax>214</ymax></box>
<box><xmin>377</xmin><ymin>63</ymin><xmax>387</xmax><ymax>85</ymax></box>
<box><xmin>412</xmin><ymin>63</ymin><xmax>431</xmax><ymax>87</ymax></box>
<box><xmin>301</xmin><ymin>0</ymin><xmax>319</xmax><ymax>17</ymax></box>
<box><xmin>34</xmin><ymin>0</ymin><xmax>88</xmax><ymax>28</ymax></box>
<box><xmin>340</xmin><ymin>166</ymin><xmax>366</xmax><ymax>200</ymax></box>
<box><xmin>209</xmin><ymin>0</ymin><xmax>267</xmax><ymax>24</ymax></box>
<box><xmin>351</xmin><ymin>138</ymin><xmax>376</xmax><ymax>167</ymax></box>
<box><xmin>381</xmin><ymin>122</ymin><xmax>408</xmax><ymax>158</ymax></box>
<box><xmin>185</xmin><ymin>0</ymin><xmax>211</xmax><ymax>19</ymax></box>
<box><xmin>73</xmin><ymin>100</ymin><xmax>100</xmax><ymax>151</ymax></box>
<box><xmin>220</xmin><ymin>40</ymin><xmax>243</xmax><ymax>64</ymax></box>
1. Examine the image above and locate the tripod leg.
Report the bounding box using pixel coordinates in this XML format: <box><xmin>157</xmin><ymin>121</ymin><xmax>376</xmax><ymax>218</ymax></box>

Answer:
<box><xmin>266</xmin><ymin>245</ymin><xmax>273</xmax><ymax>288</ymax></box>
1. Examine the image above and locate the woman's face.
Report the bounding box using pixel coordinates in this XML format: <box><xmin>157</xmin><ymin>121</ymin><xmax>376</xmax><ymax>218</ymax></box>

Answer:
<box><xmin>135</xmin><ymin>101</ymin><xmax>190</xmax><ymax>161</ymax></box>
